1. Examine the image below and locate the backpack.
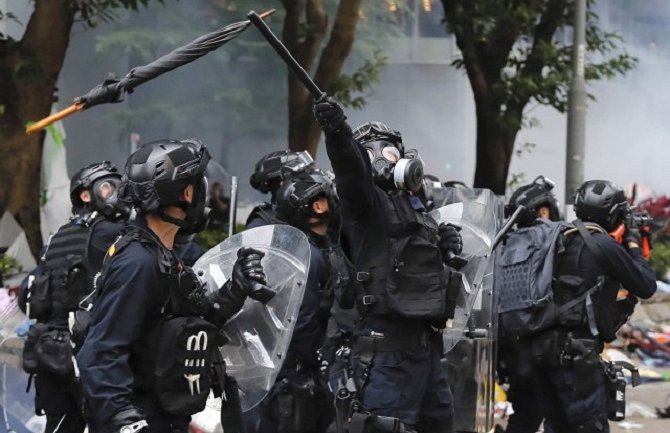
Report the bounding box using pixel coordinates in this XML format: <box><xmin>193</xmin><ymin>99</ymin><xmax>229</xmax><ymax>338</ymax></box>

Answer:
<box><xmin>497</xmin><ymin>219</ymin><xmax>605</xmax><ymax>338</ymax></box>
<box><xmin>26</xmin><ymin>217</ymin><xmax>101</xmax><ymax>321</ymax></box>
<box><xmin>23</xmin><ymin>216</ymin><xmax>100</xmax><ymax>378</ymax></box>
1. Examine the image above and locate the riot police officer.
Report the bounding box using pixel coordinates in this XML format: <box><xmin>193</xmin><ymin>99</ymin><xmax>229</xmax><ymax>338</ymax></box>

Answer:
<box><xmin>498</xmin><ymin>175</ymin><xmax>559</xmax><ymax>433</ymax></box>
<box><xmin>77</xmin><ymin>139</ymin><xmax>269</xmax><ymax>433</ymax></box>
<box><xmin>314</xmin><ymin>100</ymin><xmax>463</xmax><ymax>433</ymax></box>
<box><xmin>246</xmin><ymin>150</ymin><xmax>314</xmax><ymax>228</ymax></box>
<box><xmin>528</xmin><ymin>180</ymin><xmax>656</xmax><ymax>433</ymax></box>
<box><xmin>19</xmin><ymin>161</ymin><xmax>127</xmax><ymax>433</ymax></box>
<box><xmin>247</xmin><ymin>168</ymin><xmax>348</xmax><ymax>433</ymax></box>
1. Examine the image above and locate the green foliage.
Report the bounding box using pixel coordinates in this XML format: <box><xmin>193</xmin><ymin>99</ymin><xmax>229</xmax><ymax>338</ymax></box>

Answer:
<box><xmin>506</xmin><ymin>172</ymin><xmax>527</xmax><ymax>196</ymax></box>
<box><xmin>0</xmin><ymin>254</ymin><xmax>22</xmax><ymax>279</ymax></box>
<box><xmin>444</xmin><ymin>0</ymin><xmax>637</xmax><ymax>117</ymax></box>
<box><xmin>73</xmin><ymin>0</ymin><xmax>160</xmax><ymax>27</ymax></box>
<box><xmin>196</xmin><ymin>223</ymin><xmax>246</xmax><ymax>249</ymax></box>
<box><xmin>330</xmin><ymin>51</ymin><xmax>387</xmax><ymax>109</ymax></box>
<box><xmin>650</xmin><ymin>241</ymin><xmax>670</xmax><ymax>281</ymax></box>
<box><xmin>94</xmin><ymin>0</ymin><xmax>395</xmax><ymax>145</ymax></box>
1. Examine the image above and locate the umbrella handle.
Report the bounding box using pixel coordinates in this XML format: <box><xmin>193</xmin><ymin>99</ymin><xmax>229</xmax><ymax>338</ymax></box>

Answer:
<box><xmin>26</xmin><ymin>103</ymin><xmax>85</xmax><ymax>134</ymax></box>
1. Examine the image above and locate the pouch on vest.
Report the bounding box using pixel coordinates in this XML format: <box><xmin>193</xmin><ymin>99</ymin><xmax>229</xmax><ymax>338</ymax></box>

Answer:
<box><xmin>28</xmin><ymin>274</ymin><xmax>52</xmax><ymax>321</ymax></box>
<box><xmin>386</xmin><ymin>236</ymin><xmax>447</xmax><ymax>320</ymax></box>
<box><xmin>153</xmin><ymin>315</ymin><xmax>218</xmax><ymax>416</ymax></box>
<box><xmin>58</xmin><ymin>254</ymin><xmax>92</xmax><ymax>313</ymax></box>
<box><xmin>35</xmin><ymin>325</ymin><xmax>74</xmax><ymax>377</ymax></box>
<box><xmin>22</xmin><ymin>323</ymin><xmax>50</xmax><ymax>374</ymax></box>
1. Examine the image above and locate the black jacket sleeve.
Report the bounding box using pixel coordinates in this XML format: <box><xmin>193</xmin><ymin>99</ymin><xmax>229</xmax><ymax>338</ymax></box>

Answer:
<box><xmin>595</xmin><ymin>234</ymin><xmax>657</xmax><ymax>299</ymax></box>
<box><xmin>323</xmin><ymin>130</ymin><xmax>375</xmax><ymax>217</ymax></box>
<box><xmin>77</xmin><ymin>242</ymin><xmax>165</xmax><ymax>425</ymax></box>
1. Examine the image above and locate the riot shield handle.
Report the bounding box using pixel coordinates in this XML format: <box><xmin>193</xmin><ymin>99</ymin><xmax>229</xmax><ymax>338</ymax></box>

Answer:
<box><xmin>444</xmin><ymin>251</ymin><xmax>468</xmax><ymax>270</ymax></box>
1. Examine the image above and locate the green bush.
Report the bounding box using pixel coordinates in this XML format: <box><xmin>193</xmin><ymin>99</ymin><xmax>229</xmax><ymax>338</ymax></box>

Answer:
<box><xmin>650</xmin><ymin>241</ymin><xmax>670</xmax><ymax>281</ymax></box>
<box><xmin>0</xmin><ymin>253</ymin><xmax>22</xmax><ymax>279</ymax></box>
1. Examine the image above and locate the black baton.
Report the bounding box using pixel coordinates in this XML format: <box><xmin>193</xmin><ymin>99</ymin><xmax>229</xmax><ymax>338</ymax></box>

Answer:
<box><xmin>247</xmin><ymin>10</ymin><xmax>326</xmax><ymax>101</ymax></box>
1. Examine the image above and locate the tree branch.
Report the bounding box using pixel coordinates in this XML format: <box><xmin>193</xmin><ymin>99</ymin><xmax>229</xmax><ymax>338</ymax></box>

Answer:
<box><xmin>313</xmin><ymin>0</ymin><xmax>363</xmax><ymax>90</ymax></box>
<box><xmin>442</xmin><ymin>0</ymin><xmax>489</xmax><ymax>98</ymax></box>
<box><xmin>507</xmin><ymin>0</ymin><xmax>568</xmax><ymax>114</ymax></box>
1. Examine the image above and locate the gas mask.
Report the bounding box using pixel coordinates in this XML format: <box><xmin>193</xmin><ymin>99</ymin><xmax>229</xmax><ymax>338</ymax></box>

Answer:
<box><xmin>90</xmin><ymin>176</ymin><xmax>129</xmax><ymax>220</ymax></box>
<box><xmin>362</xmin><ymin>141</ymin><xmax>424</xmax><ymax>193</ymax></box>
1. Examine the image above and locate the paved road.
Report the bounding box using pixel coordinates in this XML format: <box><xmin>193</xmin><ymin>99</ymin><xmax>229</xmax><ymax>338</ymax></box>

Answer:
<box><xmin>611</xmin><ymin>379</ymin><xmax>670</xmax><ymax>433</ymax></box>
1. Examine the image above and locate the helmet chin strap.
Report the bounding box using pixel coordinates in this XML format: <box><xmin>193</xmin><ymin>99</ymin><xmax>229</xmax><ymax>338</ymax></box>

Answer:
<box><xmin>158</xmin><ymin>206</ymin><xmax>194</xmax><ymax>232</ymax></box>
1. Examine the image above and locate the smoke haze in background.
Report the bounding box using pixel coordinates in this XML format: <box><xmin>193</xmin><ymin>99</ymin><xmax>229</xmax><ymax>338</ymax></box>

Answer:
<box><xmin>3</xmin><ymin>1</ymin><xmax>669</xmax><ymax>216</ymax></box>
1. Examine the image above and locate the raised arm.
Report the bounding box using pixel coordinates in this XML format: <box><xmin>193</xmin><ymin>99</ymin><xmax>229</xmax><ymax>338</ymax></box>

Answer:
<box><xmin>314</xmin><ymin>99</ymin><xmax>375</xmax><ymax>215</ymax></box>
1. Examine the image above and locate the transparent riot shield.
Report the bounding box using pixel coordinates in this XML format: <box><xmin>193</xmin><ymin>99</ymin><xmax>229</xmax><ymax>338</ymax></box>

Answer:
<box><xmin>192</xmin><ymin>225</ymin><xmax>310</xmax><ymax>412</ymax></box>
<box><xmin>430</xmin><ymin>189</ymin><xmax>504</xmax><ymax>433</ymax></box>
<box><xmin>0</xmin><ymin>295</ymin><xmax>43</xmax><ymax>433</ymax></box>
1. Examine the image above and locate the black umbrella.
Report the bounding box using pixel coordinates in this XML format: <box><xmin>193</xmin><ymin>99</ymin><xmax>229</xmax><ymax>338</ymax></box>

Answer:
<box><xmin>27</xmin><ymin>9</ymin><xmax>275</xmax><ymax>134</ymax></box>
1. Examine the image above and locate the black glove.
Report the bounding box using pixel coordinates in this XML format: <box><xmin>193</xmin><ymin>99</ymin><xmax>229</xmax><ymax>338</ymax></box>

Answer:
<box><xmin>208</xmin><ymin>247</ymin><xmax>273</xmax><ymax>326</ymax></box>
<box><xmin>232</xmin><ymin>247</ymin><xmax>273</xmax><ymax>302</ymax></box>
<box><xmin>313</xmin><ymin>98</ymin><xmax>350</xmax><ymax>134</ymax></box>
<box><xmin>624</xmin><ymin>226</ymin><xmax>641</xmax><ymax>247</ymax></box>
<box><xmin>110</xmin><ymin>408</ymin><xmax>148</xmax><ymax>433</ymax></box>
<box><xmin>438</xmin><ymin>223</ymin><xmax>463</xmax><ymax>256</ymax></box>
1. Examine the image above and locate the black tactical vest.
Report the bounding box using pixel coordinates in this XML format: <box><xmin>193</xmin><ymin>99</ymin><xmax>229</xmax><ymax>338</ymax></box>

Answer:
<box><xmin>326</xmin><ymin>245</ymin><xmax>358</xmax><ymax>312</ymax></box>
<box><xmin>108</xmin><ymin>226</ymin><xmax>217</xmax><ymax>415</ymax></box>
<box><xmin>553</xmin><ymin>226</ymin><xmax>623</xmax><ymax>341</ymax></box>
<box><xmin>355</xmin><ymin>192</ymin><xmax>449</xmax><ymax>320</ymax></box>
<box><xmin>245</xmin><ymin>202</ymin><xmax>285</xmax><ymax>227</ymax></box>
<box><xmin>28</xmin><ymin>216</ymin><xmax>102</xmax><ymax>321</ymax></box>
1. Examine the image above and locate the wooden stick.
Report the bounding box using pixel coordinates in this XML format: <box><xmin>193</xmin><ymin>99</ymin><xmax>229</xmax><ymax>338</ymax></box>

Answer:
<box><xmin>26</xmin><ymin>103</ymin><xmax>85</xmax><ymax>134</ymax></box>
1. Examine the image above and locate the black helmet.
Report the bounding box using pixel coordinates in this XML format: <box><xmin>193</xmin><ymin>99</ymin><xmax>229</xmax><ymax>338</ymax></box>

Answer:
<box><xmin>275</xmin><ymin>169</ymin><xmax>338</xmax><ymax>228</ymax></box>
<box><xmin>506</xmin><ymin>175</ymin><xmax>560</xmax><ymax>226</ymax></box>
<box><xmin>352</xmin><ymin>121</ymin><xmax>405</xmax><ymax>156</ymax></box>
<box><xmin>120</xmin><ymin>139</ymin><xmax>211</xmax><ymax>233</ymax></box>
<box><xmin>70</xmin><ymin>161</ymin><xmax>126</xmax><ymax>217</ymax></box>
<box><xmin>352</xmin><ymin>122</ymin><xmax>424</xmax><ymax>193</ymax></box>
<box><xmin>574</xmin><ymin>180</ymin><xmax>628</xmax><ymax>231</ymax></box>
<box><xmin>250</xmin><ymin>150</ymin><xmax>314</xmax><ymax>195</ymax></box>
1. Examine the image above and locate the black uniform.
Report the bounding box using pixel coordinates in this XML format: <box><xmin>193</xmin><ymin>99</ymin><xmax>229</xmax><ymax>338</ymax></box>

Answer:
<box><xmin>528</xmin><ymin>227</ymin><xmax>656</xmax><ymax>433</ymax></box>
<box><xmin>245</xmin><ymin>202</ymin><xmax>284</xmax><ymax>229</ymax></box>
<box><xmin>250</xmin><ymin>230</ymin><xmax>335</xmax><ymax>433</ymax></box>
<box><xmin>323</xmin><ymin>129</ymin><xmax>454</xmax><ymax>432</ymax></box>
<box><xmin>19</xmin><ymin>212</ymin><xmax>121</xmax><ymax>433</ymax></box>
<box><xmin>77</xmin><ymin>219</ymin><xmax>182</xmax><ymax>432</ymax></box>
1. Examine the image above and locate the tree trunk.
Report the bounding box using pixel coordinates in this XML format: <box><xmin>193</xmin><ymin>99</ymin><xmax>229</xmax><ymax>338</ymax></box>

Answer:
<box><xmin>0</xmin><ymin>0</ymin><xmax>75</xmax><ymax>258</ymax></box>
<box><xmin>284</xmin><ymin>0</ymin><xmax>362</xmax><ymax>157</ymax></box>
<box><xmin>472</xmin><ymin>98</ymin><xmax>519</xmax><ymax>194</ymax></box>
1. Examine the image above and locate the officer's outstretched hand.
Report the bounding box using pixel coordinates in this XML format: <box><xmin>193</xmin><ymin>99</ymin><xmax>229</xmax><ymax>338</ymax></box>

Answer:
<box><xmin>438</xmin><ymin>223</ymin><xmax>464</xmax><ymax>256</ymax></box>
<box><xmin>313</xmin><ymin>97</ymin><xmax>350</xmax><ymax>135</ymax></box>
<box><xmin>111</xmin><ymin>408</ymin><xmax>148</xmax><ymax>433</ymax></box>
<box><xmin>232</xmin><ymin>247</ymin><xmax>274</xmax><ymax>303</ymax></box>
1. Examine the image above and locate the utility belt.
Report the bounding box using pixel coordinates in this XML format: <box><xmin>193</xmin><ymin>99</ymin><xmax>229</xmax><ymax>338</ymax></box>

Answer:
<box><xmin>353</xmin><ymin>329</ymin><xmax>439</xmax><ymax>388</ymax></box>
<box><xmin>331</xmin><ymin>331</ymin><xmax>438</xmax><ymax>433</ymax></box>
<box><xmin>529</xmin><ymin>329</ymin><xmax>602</xmax><ymax>368</ymax></box>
